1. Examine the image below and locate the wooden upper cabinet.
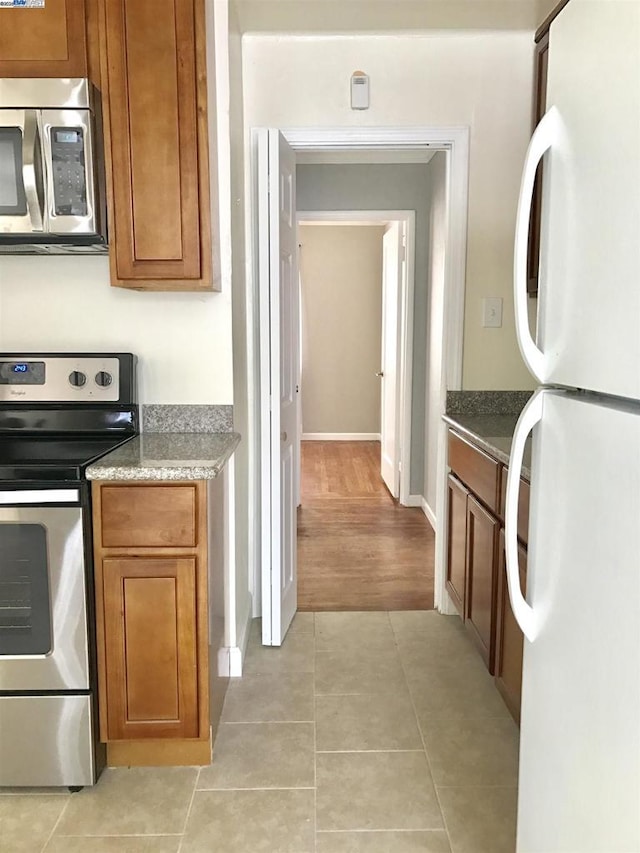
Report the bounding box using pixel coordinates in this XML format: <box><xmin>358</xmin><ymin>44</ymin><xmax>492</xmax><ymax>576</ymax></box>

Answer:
<box><xmin>0</xmin><ymin>0</ymin><xmax>90</xmax><ymax>78</ymax></box>
<box><xmin>99</xmin><ymin>0</ymin><xmax>214</xmax><ymax>290</ymax></box>
<box><xmin>527</xmin><ymin>33</ymin><xmax>549</xmax><ymax>297</ymax></box>
<box><xmin>528</xmin><ymin>0</ymin><xmax>571</xmax><ymax>296</ymax></box>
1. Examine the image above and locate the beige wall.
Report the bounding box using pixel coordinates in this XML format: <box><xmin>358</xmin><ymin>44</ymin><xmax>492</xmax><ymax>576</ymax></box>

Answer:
<box><xmin>242</xmin><ymin>32</ymin><xmax>537</xmax><ymax>391</ymax></box>
<box><xmin>300</xmin><ymin>224</ymin><xmax>384</xmax><ymax>434</ymax></box>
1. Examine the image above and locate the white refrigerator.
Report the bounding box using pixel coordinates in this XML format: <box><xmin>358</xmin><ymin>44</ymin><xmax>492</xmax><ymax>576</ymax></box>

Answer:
<box><xmin>507</xmin><ymin>1</ymin><xmax>640</xmax><ymax>851</ymax></box>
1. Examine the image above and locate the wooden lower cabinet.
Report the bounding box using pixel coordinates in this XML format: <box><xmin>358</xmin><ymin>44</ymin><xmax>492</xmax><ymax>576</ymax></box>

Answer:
<box><xmin>447</xmin><ymin>428</ymin><xmax>530</xmax><ymax>723</ymax></box>
<box><xmin>101</xmin><ymin>556</ymin><xmax>199</xmax><ymax>740</ymax></box>
<box><xmin>465</xmin><ymin>495</ymin><xmax>499</xmax><ymax>673</ymax></box>
<box><xmin>93</xmin><ymin>480</ymin><xmax>210</xmax><ymax>765</ymax></box>
<box><xmin>495</xmin><ymin>531</ymin><xmax>528</xmax><ymax>723</ymax></box>
<box><xmin>446</xmin><ymin>474</ymin><xmax>468</xmax><ymax>616</ymax></box>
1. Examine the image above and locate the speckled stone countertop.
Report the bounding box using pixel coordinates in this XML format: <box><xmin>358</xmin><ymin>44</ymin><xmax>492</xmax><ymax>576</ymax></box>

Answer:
<box><xmin>443</xmin><ymin>413</ymin><xmax>532</xmax><ymax>481</ymax></box>
<box><xmin>86</xmin><ymin>432</ymin><xmax>240</xmax><ymax>481</ymax></box>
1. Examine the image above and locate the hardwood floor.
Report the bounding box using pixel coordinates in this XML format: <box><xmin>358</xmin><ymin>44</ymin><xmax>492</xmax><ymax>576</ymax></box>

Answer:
<box><xmin>297</xmin><ymin>441</ymin><xmax>435</xmax><ymax>611</ymax></box>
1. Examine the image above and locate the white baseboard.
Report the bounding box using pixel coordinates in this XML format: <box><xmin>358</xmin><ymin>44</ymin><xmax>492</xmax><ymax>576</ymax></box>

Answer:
<box><xmin>405</xmin><ymin>494</ymin><xmax>423</xmax><ymax>507</ymax></box>
<box><xmin>302</xmin><ymin>433</ymin><xmax>381</xmax><ymax>441</ymax></box>
<box><xmin>232</xmin><ymin>598</ymin><xmax>254</xmax><ymax>677</ymax></box>
<box><xmin>421</xmin><ymin>497</ymin><xmax>437</xmax><ymax>531</ymax></box>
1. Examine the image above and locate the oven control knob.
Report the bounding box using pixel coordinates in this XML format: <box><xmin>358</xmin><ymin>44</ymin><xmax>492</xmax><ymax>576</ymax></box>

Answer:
<box><xmin>95</xmin><ymin>371</ymin><xmax>113</xmax><ymax>388</ymax></box>
<box><xmin>69</xmin><ymin>370</ymin><xmax>87</xmax><ymax>388</ymax></box>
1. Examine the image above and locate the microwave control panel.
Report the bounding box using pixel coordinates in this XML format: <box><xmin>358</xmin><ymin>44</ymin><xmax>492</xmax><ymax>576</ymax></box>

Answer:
<box><xmin>51</xmin><ymin>127</ymin><xmax>88</xmax><ymax>218</ymax></box>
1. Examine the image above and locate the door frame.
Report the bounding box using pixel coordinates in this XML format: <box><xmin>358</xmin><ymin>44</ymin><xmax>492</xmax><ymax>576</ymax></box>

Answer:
<box><xmin>252</xmin><ymin>125</ymin><xmax>470</xmax><ymax>619</ymax></box>
<box><xmin>296</xmin><ymin>210</ymin><xmax>416</xmax><ymax>506</ymax></box>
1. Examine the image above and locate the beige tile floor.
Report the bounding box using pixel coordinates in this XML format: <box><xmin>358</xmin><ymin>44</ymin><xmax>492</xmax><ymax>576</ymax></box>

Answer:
<box><xmin>0</xmin><ymin>611</ymin><xmax>519</xmax><ymax>853</ymax></box>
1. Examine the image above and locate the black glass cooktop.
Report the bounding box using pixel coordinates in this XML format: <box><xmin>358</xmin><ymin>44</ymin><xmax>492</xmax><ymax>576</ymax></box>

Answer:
<box><xmin>0</xmin><ymin>434</ymin><xmax>134</xmax><ymax>482</ymax></box>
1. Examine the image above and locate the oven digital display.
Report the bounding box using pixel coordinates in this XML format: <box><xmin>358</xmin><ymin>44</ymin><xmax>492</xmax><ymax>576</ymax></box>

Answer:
<box><xmin>0</xmin><ymin>362</ymin><xmax>46</xmax><ymax>385</ymax></box>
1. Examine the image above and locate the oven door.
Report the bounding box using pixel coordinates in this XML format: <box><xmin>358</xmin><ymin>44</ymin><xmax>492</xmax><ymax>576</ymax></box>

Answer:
<box><xmin>0</xmin><ymin>488</ymin><xmax>89</xmax><ymax>692</ymax></box>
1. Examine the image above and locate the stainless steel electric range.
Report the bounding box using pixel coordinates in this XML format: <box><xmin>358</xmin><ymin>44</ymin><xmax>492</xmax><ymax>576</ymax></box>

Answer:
<box><xmin>0</xmin><ymin>353</ymin><xmax>138</xmax><ymax>789</ymax></box>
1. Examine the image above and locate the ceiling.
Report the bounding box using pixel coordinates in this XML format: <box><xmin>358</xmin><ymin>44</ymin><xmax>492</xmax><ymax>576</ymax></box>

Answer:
<box><xmin>233</xmin><ymin>0</ymin><xmax>548</xmax><ymax>35</ymax></box>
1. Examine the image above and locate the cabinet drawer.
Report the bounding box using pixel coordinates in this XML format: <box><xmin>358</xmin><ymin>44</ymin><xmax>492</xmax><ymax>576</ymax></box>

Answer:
<box><xmin>499</xmin><ymin>472</ymin><xmax>530</xmax><ymax>545</ymax></box>
<box><xmin>448</xmin><ymin>431</ymin><xmax>500</xmax><ymax>513</ymax></box>
<box><xmin>100</xmin><ymin>484</ymin><xmax>199</xmax><ymax>549</ymax></box>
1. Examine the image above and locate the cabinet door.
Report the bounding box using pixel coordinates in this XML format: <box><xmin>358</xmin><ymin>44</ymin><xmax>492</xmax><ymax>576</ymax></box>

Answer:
<box><xmin>495</xmin><ymin>531</ymin><xmax>527</xmax><ymax>723</ymax></box>
<box><xmin>0</xmin><ymin>0</ymin><xmax>88</xmax><ymax>78</ymax></box>
<box><xmin>446</xmin><ymin>474</ymin><xmax>468</xmax><ymax>617</ymax></box>
<box><xmin>100</xmin><ymin>0</ymin><xmax>212</xmax><ymax>290</ymax></box>
<box><xmin>101</xmin><ymin>556</ymin><xmax>199</xmax><ymax>740</ymax></box>
<box><xmin>465</xmin><ymin>495</ymin><xmax>499</xmax><ymax>672</ymax></box>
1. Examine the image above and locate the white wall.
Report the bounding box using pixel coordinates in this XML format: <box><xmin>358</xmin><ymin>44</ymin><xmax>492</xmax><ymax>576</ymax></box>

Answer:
<box><xmin>0</xmin><ymin>256</ymin><xmax>233</xmax><ymax>403</ymax></box>
<box><xmin>299</xmin><ymin>224</ymin><xmax>383</xmax><ymax>435</ymax></box>
<box><xmin>224</xmin><ymin>0</ymin><xmax>253</xmax><ymax>651</ymax></box>
<box><xmin>242</xmin><ymin>32</ymin><xmax>538</xmax><ymax>391</ymax></box>
<box><xmin>424</xmin><ymin>151</ymin><xmax>448</xmax><ymax>516</ymax></box>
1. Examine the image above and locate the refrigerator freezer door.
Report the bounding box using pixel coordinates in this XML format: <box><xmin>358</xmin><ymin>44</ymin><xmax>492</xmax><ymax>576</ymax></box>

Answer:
<box><xmin>519</xmin><ymin>0</ymin><xmax>640</xmax><ymax>398</ymax></box>
<box><xmin>517</xmin><ymin>390</ymin><xmax>640</xmax><ymax>852</ymax></box>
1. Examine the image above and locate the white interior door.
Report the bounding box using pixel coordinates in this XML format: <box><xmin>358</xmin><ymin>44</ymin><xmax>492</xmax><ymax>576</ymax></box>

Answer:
<box><xmin>257</xmin><ymin>129</ymin><xmax>299</xmax><ymax>646</ymax></box>
<box><xmin>380</xmin><ymin>222</ymin><xmax>403</xmax><ymax>498</ymax></box>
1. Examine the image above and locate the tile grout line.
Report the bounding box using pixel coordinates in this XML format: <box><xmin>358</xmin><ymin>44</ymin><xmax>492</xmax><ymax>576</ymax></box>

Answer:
<box><xmin>316</xmin><ymin>828</ymin><xmax>450</xmax><ymax>835</ymax></box>
<box><xmin>313</xmin><ymin>613</ymin><xmax>318</xmax><ymax>853</ymax></box>
<box><xmin>195</xmin><ymin>786</ymin><xmax>317</xmax><ymax>792</ymax></box>
<box><xmin>39</xmin><ymin>794</ymin><xmax>71</xmax><ymax>853</ymax></box>
<box><xmin>176</xmin><ymin>765</ymin><xmax>201</xmax><ymax>853</ymax></box>
<box><xmin>392</xmin><ymin>617</ymin><xmax>455</xmax><ymax>852</ymax></box>
<box><xmin>315</xmin><ymin>749</ymin><xmax>426</xmax><ymax>754</ymax></box>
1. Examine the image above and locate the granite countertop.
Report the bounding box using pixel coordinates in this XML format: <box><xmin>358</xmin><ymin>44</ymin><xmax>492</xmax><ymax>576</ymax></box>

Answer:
<box><xmin>443</xmin><ymin>413</ymin><xmax>532</xmax><ymax>481</ymax></box>
<box><xmin>86</xmin><ymin>432</ymin><xmax>241</xmax><ymax>481</ymax></box>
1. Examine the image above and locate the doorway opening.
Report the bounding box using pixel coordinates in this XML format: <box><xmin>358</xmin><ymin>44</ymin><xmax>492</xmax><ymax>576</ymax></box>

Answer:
<box><xmin>254</xmin><ymin>127</ymin><xmax>470</xmax><ymax>643</ymax></box>
<box><xmin>295</xmin><ymin>213</ymin><xmax>434</xmax><ymax>610</ymax></box>
<box><xmin>296</xmin><ymin>211</ymin><xmax>415</xmax><ymax>503</ymax></box>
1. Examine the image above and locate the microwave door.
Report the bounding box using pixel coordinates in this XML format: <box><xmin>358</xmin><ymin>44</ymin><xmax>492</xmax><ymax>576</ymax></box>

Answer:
<box><xmin>42</xmin><ymin>109</ymin><xmax>96</xmax><ymax>236</ymax></box>
<box><xmin>0</xmin><ymin>109</ymin><xmax>44</xmax><ymax>234</ymax></box>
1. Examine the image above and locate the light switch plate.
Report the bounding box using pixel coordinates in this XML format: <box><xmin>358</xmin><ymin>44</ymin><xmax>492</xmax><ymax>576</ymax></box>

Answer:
<box><xmin>482</xmin><ymin>297</ymin><xmax>503</xmax><ymax>328</ymax></box>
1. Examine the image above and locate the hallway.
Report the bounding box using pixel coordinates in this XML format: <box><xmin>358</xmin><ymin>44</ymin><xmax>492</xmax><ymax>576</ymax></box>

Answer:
<box><xmin>297</xmin><ymin>441</ymin><xmax>435</xmax><ymax>611</ymax></box>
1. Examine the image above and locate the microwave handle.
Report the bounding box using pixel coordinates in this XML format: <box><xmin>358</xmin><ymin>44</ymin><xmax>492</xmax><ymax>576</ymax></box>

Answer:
<box><xmin>22</xmin><ymin>109</ymin><xmax>44</xmax><ymax>232</ymax></box>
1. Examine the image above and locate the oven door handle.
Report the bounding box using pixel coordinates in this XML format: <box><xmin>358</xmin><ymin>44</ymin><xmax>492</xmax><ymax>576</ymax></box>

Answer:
<box><xmin>0</xmin><ymin>489</ymin><xmax>79</xmax><ymax>505</ymax></box>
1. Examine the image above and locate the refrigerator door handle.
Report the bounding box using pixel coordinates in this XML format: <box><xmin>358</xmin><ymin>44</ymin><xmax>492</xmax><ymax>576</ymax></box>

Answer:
<box><xmin>514</xmin><ymin>106</ymin><xmax>561</xmax><ymax>382</ymax></box>
<box><xmin>505</xmin><ymin>389</ymin><xmax>544</xmax><ymax>642</ymax></box>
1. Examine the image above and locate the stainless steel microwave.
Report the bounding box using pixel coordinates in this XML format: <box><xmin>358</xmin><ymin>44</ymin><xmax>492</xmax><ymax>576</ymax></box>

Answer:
<box><xmin>0</xmin><ymin>78</ymin><xmax>107</xmax><ymax>254</ymax></box>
